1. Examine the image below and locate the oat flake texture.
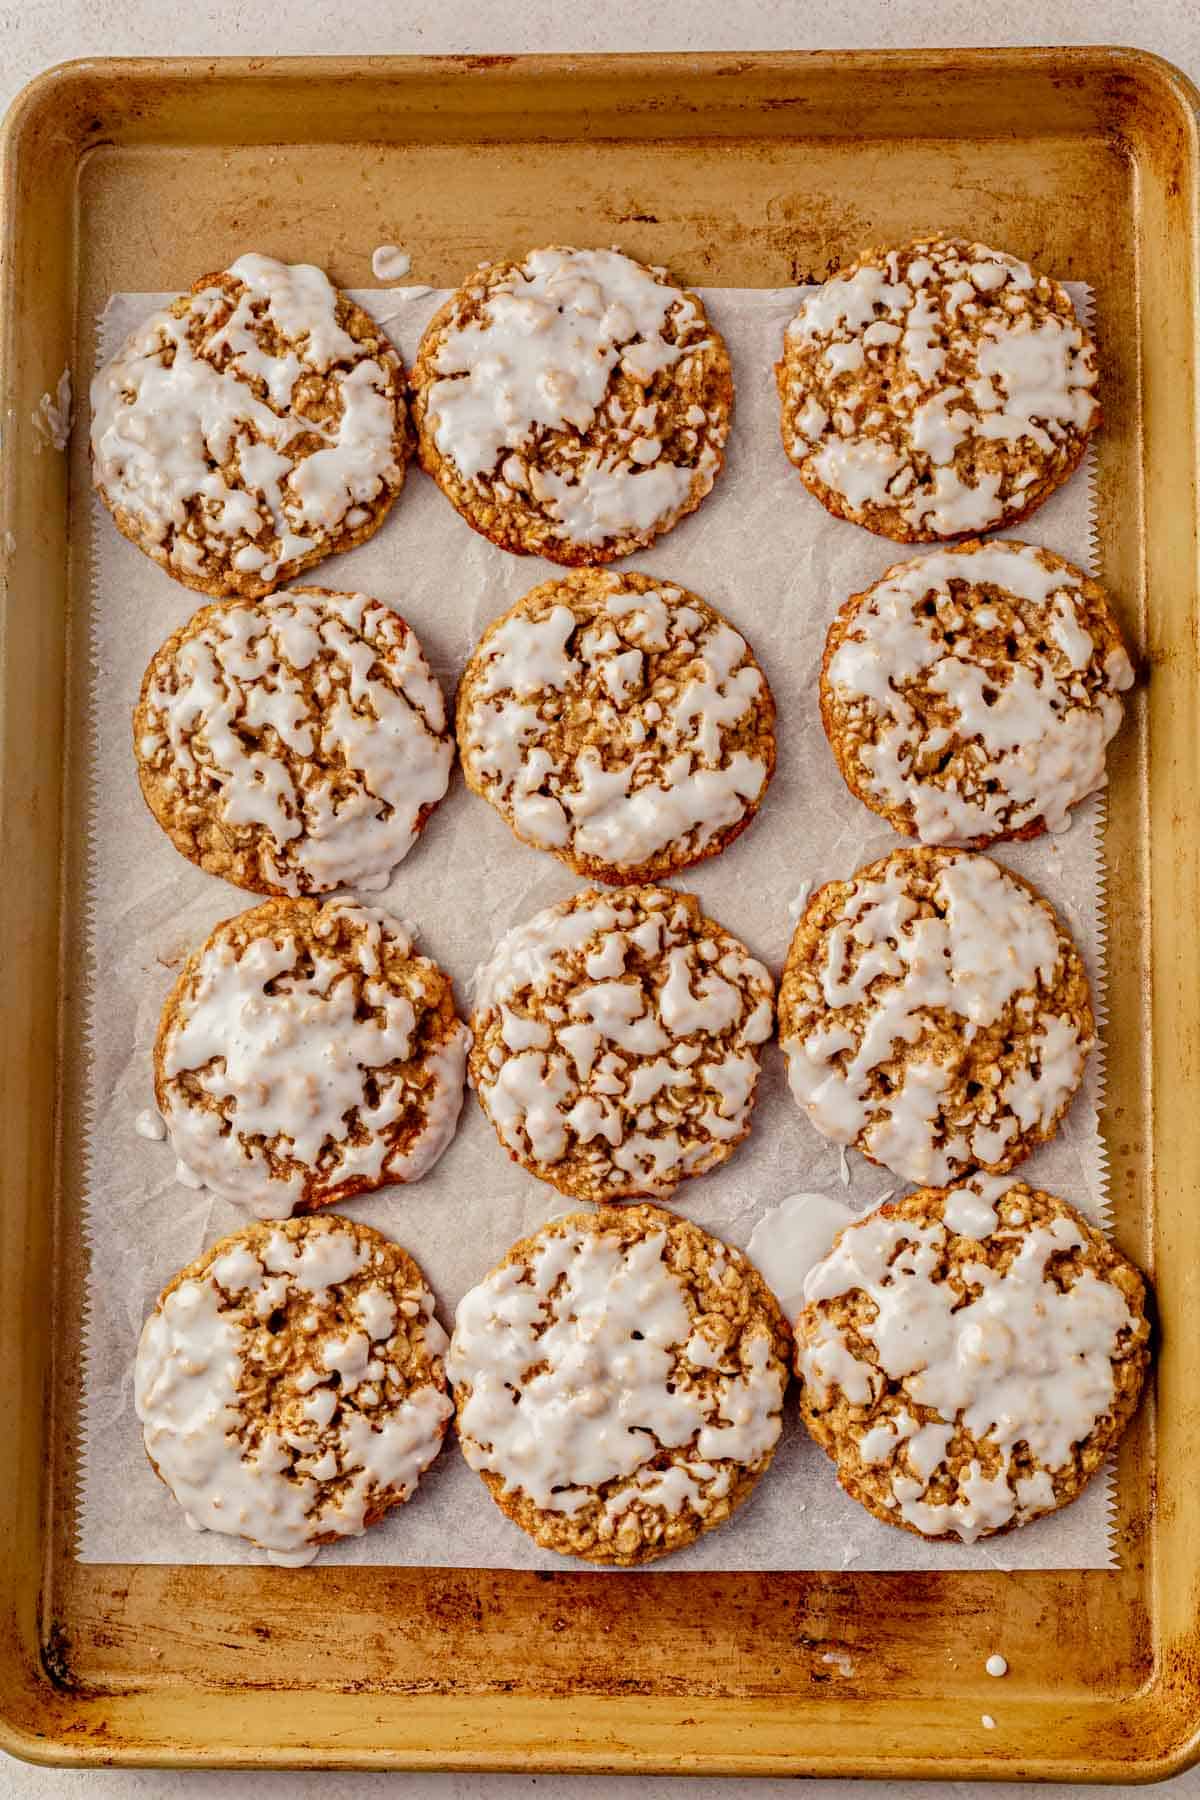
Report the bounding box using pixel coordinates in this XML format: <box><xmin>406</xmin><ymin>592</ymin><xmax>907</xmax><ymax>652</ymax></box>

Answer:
<box><xmin>469</xmin><ymin>884</ymin><xmax>775</xmax><ymax>1202</ymax></box>
<box><xmin>134</xmin><ymin>587</ymin><xmax>453</xmax><ymax>896</ymax></box>
<box><xmin>779</xmin><ymin>846</ymin><xmax>1094</xmax><ymax>1185</ymax></box>
<box><xmin>777</xmin><ymin>235</ymin><xmax>1099</xmax><ymax>542</ymax></box>
<box><xmin>154</xmin><ymin>897</ymin><xmax>468</xmax><ymax>1216</ymax></box>
<box><xmin>135</xmin><ymin>1214</ymin><xmax>452</xmax><ymax>1565</ymax></box>
<box><xmin>795</xmin><ymin>1182</ymin><xmax>1150</xmax><ymax>1543</ymax></box>
<box><xmin>90</xmin><ymin>253</ymin><xmax>411</xmax><ymax>597</ymax></box>
<box><xmin>820</xmin><ymin>539</ymin><xmax>1133</xmax><ymax>847</ymax></box>
<box><xmin>448</xmin><ymin>1204</ymin><xmax>791</xmax><ymax>1565</ymax></box>
<box><xmin>411</xmin><ymin>245</ymin><xmax>733</xmax><ymax>564</ymax></box>
<box><xmin>456</xmin><ymin>567</ymin><xmax>776</xmax><ymax>883</ymax></box>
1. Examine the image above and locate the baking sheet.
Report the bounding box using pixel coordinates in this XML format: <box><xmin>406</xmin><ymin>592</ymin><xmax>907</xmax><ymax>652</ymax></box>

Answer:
<box><xmin>77</xmin><ymin>281</ymin><xmax>1115</xmax><ymax>1571</ymax></box>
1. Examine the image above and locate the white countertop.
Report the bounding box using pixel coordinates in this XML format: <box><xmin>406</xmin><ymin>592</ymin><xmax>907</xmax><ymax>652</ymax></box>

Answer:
<box><xmin>3</xmin><ymin>0</ymin><xmax>1200</xmax><ymax>77</ymax></box>
<box><xmin>2</xmin><ymin>1</ymin><xmax>1196</xmax><ymax>1794</ymax></box>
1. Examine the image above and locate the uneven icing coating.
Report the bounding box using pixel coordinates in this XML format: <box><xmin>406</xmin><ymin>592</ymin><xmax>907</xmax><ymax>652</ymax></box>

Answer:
<box><xmin>777</xmin><ymin>237</ymin><xmax>1099</xmax><ymax>543</ymax></box>
<box><xmin>91</xmin><ymin>255</ymin><xmax>409</xmax><ymax>597</ymax></box>
<box><xmin>411</xmin><ymin>246</ymin><xmax>732</xmax><ymax>564</ymax></box>
<box><xmin>447</xmin><ymin>1205</ymin><xmax>790</xmax><ymax>1564</ymax></box>
<box><xmin>135</xmin><ymin>1215</ymin><xmax>452</xmax><ymax>1563</ymax></box>
<box><xmin>457</xmin><ymin>569</ymin><xmax>775</xmax><ymax>882</ymax></box>
<box><xmin>794</xmin><ymin>1184</ymin><xmax>1150</xmax><ymax>1542</ymax></box>
<box><xmin>778</xmin><ymin>847</ymin><xmax>1094</xmax><ymax>1185</ymax></box>
<box><xmin>155</xmin><ymin>898</ymin><xmax>467</xmax><ymax>1215</ymax></box>
<box><xmin>822</xmin><ymin>541</ymin><xmax>1133</xmax><ymax>846</ymax></box>
<box><xmin>469</xmin><ymin>886</ymin><xmax>774</xmax><ymax>1202</ymax></box>
<box><xmin>135</xmin><ymin>588</ymin><xmax>453</xmax><ymax>896</ymax></box>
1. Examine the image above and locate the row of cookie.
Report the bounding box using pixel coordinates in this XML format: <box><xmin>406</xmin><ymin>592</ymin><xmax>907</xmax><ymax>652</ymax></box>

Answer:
<box><xmin>144</xmin><ymin>853</ymin><xmax>1093</xmax><ymax>1219</ymax></box>
<box><xmin>133</xmin><ymin>544</ymin><xmax>1132</xmax><ymax>905</ymax></box>
<box><xmin>134</xmin><ymin>1192</ymin><xmax>1150</xmax><ymax>1568</ymax></box>
<box><xmin>91</xmin><ymin>237</ymin><xmax>1098</xmax><ymax>594</ymax></box>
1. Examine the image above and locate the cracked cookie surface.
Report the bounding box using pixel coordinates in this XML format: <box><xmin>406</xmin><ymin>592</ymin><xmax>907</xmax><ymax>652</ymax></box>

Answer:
<box><xmin>456</xmin><ymin>568</ymin><xmax>775</xmax><ymax>883</ymax></box>
<box><xmin>820</xmin><ymin>540</ymin><xmax>1133</xmax><ymax>846</ymax></box>
<box><xmin>448</xmin><ymin>1204</ymin><xmax>790</xmax><ymax>1564</ymax></box>
<box><xmin>777</xmin><ymin>235</ymin><xmax>1098</xmax><ymax>542</ymax></box>
<box><xmin>154</xmin><ymin>898</ymin><xmax>468</xmax><ymax>1215</ymax></box>
<box><xmin>135</xmin><ymin>1213</ymin><xmax>451</xmax><ymax>1564</ymax></box>
<box><xmin>411</xmin><ymin>245</ymin><xmax>732</xmax><ymax>564</ymax></box>
<box><xmin>778</xmin><ymin>847</ymin><xmax>1094</xmax><ymax>1186</ymax></box>
<box><xmin>794</xmin><ymin>1181</ymin><xmax>1150</xmax><ymax>1542</ymax></box>
<box><xmin>134</xmin><ymin>587</ymin><xmax>453</xmax><ymax>896</ymax></box>
<box><xmin>469</xmin><ymin>886</ymin><xmax>774</xmax><ymax>1202</ymax></box>
<box><xmin>91</xmin><ymin>253</ymin><xmax>410</xmax><ymax>597</ymax></box>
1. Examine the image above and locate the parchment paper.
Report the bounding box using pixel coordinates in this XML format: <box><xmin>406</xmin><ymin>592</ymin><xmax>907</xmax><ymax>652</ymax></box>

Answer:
<box><xmin>78</xmin><ymin>284</ymin><xmax>1117</xmax><ymax>1571</ymax></box>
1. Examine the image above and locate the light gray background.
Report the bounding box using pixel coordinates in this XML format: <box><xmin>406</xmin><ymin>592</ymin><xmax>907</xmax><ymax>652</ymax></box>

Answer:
<box><xmin>3</xmin><ymin>0</ymin><xmax>1195</xmax><ymax>1793</ymax></box>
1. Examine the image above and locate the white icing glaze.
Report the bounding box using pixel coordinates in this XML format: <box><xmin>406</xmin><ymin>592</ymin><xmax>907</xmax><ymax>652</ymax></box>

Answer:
<box><xmin>782</xmin><ymin>852</ymin><xmax>1091</xmax><ymax>1184</ymax></box>
<box><xmin>135</xmin><ymin>1225</ymin><xmax>450</xmax><ymax>1563</ymax></box>
<box><xmin>986</xmin><ymin>1654</ymin><xmax>1009</xmax><ymax>1677</ymax></box>
<box><xmin>448</xmin><ymin>1223</ymin><xmax>783</xmax><ymax>1516</ymax></box>
<box><xmin>798</xmin><ymin>1198</ymin><xmax>1134</xmax><ymax>1541</ymax></box>
<box><xmin>472</xmin><ymin>891</ymin><xmax>773</xmax><ymax>1195</ymax></box>
<box><xmin>141</xmin><ymin>589</ymin><xmax>452</xmax><ymax>893</ymax></box>
<box><xmin>975</xmin><ymin>317</ymin><xmax>1096</xmax><ymax>445</ymax></box>
<box><xmin>426</xmin><ymin>247</ymin><xmax>721</xmax><ymax>545</ymax></box>
<box><xmin>370</xmin><ymin>245</ymin><xmax>412</xmax><ymax>282</ymax></box>
<box><xmin>135</xmin><ymin>1107</ymin><xmax>167</xmax><ymax>1142</ymax></box>
<box><xmin>461</xmin><ymin>575</ymin><xmax>770</xmax><ymax>872</ymax></box>
<box><xmin>33</xmin><ymin>368</ymin><xmax>73</xmax><ymax>451</ymax></box>
<box><xmin>821</xmin><ymin>1650</ymin><xmax>855</xmax><ymax>1677</ymax></box>
<box><xmin>812</xmin><ymin>439</ymin><xmax>905</xmax><ymax>508</ymax></box>
<box><xmin>600</xmin><ymin>1459</ymin><xmax>732</xmax><ymax>1528</ymax></box>
<box><xmin>530</xmin><ymin>455</ymin><xmax>706</xmax><ymax>546</ymax></box>
<box><xmin>159</xmin><ymin>901</ymin><xmax>467</xmax><ymax>1214</ymax></box>
<box><xmin>745</xmin><ymin>1192</ymin><xmax>859</xmax><ymax>1322</ymax></box>
<box><xmin>826</xmin><ymin>543</ymin><xmax>1132</xmax><ymax>841</ymax></box>
<box><xmin>941</xmin><ymin>1186</ymin><xmax>999</xmax><ymax>1239</ymax></box>
<box><xmin>783</xmin><ymin>240</ymin><xmax>1097</xmax><ymax>535</ymax></box>
<box><xmin>788</xmin><ymin>880</ymin><xmax>814</xmax><ymax>923</ymax></box>
<box><xmin>91</xmin><ymin>256</ymin><xmax>403</xmax><ymax>584</ymax></box>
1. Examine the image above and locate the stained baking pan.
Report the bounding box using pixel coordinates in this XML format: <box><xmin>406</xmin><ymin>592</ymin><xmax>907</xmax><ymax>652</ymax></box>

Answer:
<box><xmin>0</xmin><ymin>47</ymin><xmax>1197</xmax><ymax>1777</ymax></box>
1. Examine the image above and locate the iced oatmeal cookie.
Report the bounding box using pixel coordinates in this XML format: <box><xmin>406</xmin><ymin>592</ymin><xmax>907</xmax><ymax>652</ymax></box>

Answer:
<box><xmin>778</xmin><ymin>847</ymin><xmax>1094</xmax><ymax>1185</ymax></box>
<box><xmin>469</xmin><ymin>886</ymin><xmax>774</xmax><ymax>1202</ymax></box>
<box><xmin>456</xmin><ymin>569</ymin><xmax>775</xmax><ymax>882</ymax></box>
<box><xmin>448</xmin><ymin>1204</ymin><xmax>790</xmax><ymax>1564</ymax></box>
<box><xmin>411</xmin><ymin>245</ymin><xmax>732</xmax><ymax>563</ymax></box>
<box><xmin>134</xmin><ymin>588</ymin><xmax>454</xmax><ymax>895</ymax></box>
<box><xmin>794</xmin><ymin>1182</ymin><xmax>1150</xmax><ymax>1541</ymax></box>
<box><xmin>91</xmin><ymin>254</ymin><xmax>410</xmax><ymax>597</ymax></box>
<box><xmin>154</xmin><ymin>898</ymin><xmax>467</xmax><ymax>1214</ymax></box>
<box><xmin>135</xmin><ymin>1213</ymin><xmax>452</xmax><ymax>1563</ymax></box>
<box><xmin>777</xmin><ymin>236</ymin><xmax>1098</xmax><ymax>541</ymax></box>
<box><xmin>820</xmin><ymin>540</ymin><xmax>1133</xmax><ymax>846</ymax></box>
